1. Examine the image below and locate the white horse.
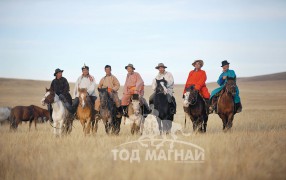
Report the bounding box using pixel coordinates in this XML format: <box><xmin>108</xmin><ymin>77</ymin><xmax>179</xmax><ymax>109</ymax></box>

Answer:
<box><xmin>0</xmin><ymin>107</ymin><xmax>11</xmax><ymax>126</ymax></box>
<box><xmin>124</xmin><ymin>98</ymin><xmax>144</xmax><ymax>135</ymax></box>
<box><xmin>41</xmin><ymin>88</ymin><xmax>69</xmax><ymax>137</ymax></box>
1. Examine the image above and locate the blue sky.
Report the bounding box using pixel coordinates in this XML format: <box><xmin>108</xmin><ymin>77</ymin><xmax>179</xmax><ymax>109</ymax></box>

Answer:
<box><xmin>0</xmin><ymin>0</ymin><xmax>285</xmax><ymax>85</ymax></box>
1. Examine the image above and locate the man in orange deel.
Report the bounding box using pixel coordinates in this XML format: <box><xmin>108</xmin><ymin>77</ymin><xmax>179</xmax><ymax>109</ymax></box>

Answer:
<box><xmin>183</xmin><ymin>60</ymin><xmax>210</xmax><ymax>114</ymax></box>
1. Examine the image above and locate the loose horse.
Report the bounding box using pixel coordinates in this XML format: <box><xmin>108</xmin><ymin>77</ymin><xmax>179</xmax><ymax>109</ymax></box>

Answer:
<box><xmin>0</xmin><ymin>107</ymin><xmax>11</xmax><ymax>125</ymax></box>
<box><xmin>41</xmin><ymin>88</ymin><xmax>73</xmax><ymax>136</ymax></box>
<box><xmin>124</xmin><ymin>94</ymin><xmax>144</xmax><ymax>135</ymax></box>
<box><xmin>77</xmin><ymin>88</ymin><xmax>95</xmax><ymax>136</ymax></box>
<box><xmin>216</xmin><ymin>77</ymin><xmax>237</xmax><ymax>131</ymax></box>
<box><xmin>98</xmin><ymin>88</ymin><xmax>121</xmax><ymax>135</ymax></box>
<box><xmin>183</xmin><ymin>85</ymin><xmax>208</xmax><ymax>133</ymax></box>
<box><xmin>9</xmin><ymin>105</ymin><xmax>50</xmax><ymax>131</ymax></box>
<box><xmin>152</xmin><ymin>78</ymin><xmax>174</xmax><ymax>133</ymax></box>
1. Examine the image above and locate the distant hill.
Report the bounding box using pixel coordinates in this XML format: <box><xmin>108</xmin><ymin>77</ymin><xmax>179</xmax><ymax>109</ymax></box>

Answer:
<box><xmin>238</xmin><ymin>72</ymin><xmax>286</xmax><ymax>82</ymax></box>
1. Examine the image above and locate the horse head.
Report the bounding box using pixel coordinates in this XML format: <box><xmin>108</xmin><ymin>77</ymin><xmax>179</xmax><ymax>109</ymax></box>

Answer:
<box><xmin>183</xmin><ymin>85</ymin><xmax>198</xmax><ymax>107</ymax></box>
<box><xmin>98</xmin><ymin>88</ymin><xmax>109</xmax><ymax>108</ymax></box>
<box><xmin>131</xmin><ymin>94</ymin><xmax>141</xmax><ymax>116</ymax></box>
<box><xmin>78</xmin><ymin>88</ymin><xmax>89</xmax><ymax>108</ymax></box>
<box><xmin>156</xmin><ymin>78</ymin><xmax>167</xmax><ymax>94</ymax></box>
<box><xmin>41</xmin><ymin>88</ymin><xmax>56</xmax><ymax>106</ymax></box>
<box><xmin>226</xmin><ymin>77</ymin><xmax>237</xmax><ymax>96</ymax></box>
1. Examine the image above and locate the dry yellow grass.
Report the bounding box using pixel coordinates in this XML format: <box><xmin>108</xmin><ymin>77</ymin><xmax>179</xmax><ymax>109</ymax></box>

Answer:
<box><xmin>0</xmin><ymin>77</ymin><xmax>286</xmax><ymax>180</ymax></box>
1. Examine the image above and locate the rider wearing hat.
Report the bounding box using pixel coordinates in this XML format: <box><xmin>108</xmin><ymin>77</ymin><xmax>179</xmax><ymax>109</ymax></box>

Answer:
<box><xmin>150</xmin><ymin>63</ymin><xmax>177</xmax><ymax>115</ymax></box>
<box><xmin>209</xmin><ymin>60</ymin><xmax>242</xmax><ymax>113</ymax></box>
<box><xmin>95</xmin><ymin>65</ymin><xmax>122</xmax><ymax>118</ymax></box>
<box><xmin>73</xmin><ymin>63</ymin><xmax>97</xmax><ymax>110</ymax></box>
<box><xmin>49</xmin><ymin>68</ymin><xmax>74</xmax><ymax>122</ymax></box>
<box><xmin>121</xmin><ymin>63</ymin><xmax>150</xmax><ymax>116</ymax></box>
<box><xmin>183</xmin><ymin>60</ymin><xmax>210</xmax><ymax>114</ymax></box>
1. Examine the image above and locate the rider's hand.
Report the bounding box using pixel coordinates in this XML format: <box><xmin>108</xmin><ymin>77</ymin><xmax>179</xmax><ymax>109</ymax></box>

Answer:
<box><xmin>223</xmin><ymin>76</ymin><xmax>227</xmax><ymax>80</ymax></box>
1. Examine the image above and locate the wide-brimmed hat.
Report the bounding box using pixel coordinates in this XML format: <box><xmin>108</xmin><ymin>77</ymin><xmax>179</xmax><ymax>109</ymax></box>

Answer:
<box><xmin>125</xmin><ymin>63</ymin><xmax>135</xmax><ymax>70</ymax></box>
<box><xmin>155</xmin><ymin>63</ymin><xmax>167</xmax><ymax>69</ymax></box>
<box><xmin>54</xmin><ymin>68</ymin><xmax>64</xmax><ymax>76</ymax></box>
<box><xmin>82</xmin><ymin>63</ymin><xmax>89</xmax><ymax>70</ymax></box>
<box><xmin>221</xmin><ymin>60</ymin><xmax>230</xmax><ymax>67</ymax></box>
<box><xmin>192</xmin><ymin>60</ymin><xmax>204</xmax><ymax>67</ymax></box>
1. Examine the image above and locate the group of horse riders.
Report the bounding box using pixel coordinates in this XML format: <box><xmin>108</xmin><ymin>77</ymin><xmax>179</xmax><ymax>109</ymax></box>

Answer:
<box><xmin>48</xmin><ymin>60</ymin><xmax>242</xmax><ymax>122</ymax></box>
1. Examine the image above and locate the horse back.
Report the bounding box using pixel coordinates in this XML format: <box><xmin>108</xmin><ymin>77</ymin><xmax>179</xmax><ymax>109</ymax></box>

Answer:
<box><xmin>11</xmin><ymin>106</ymin><xmax>34</xmax><ymax>121</ymax></box>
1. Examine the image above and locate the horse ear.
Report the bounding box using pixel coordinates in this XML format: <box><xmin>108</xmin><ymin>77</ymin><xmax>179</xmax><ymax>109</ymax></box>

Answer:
<box><xmin>78</xmin><ymin>87</ymin><xmax>81</xmax><ymax>92</ymax></box>
<box><xmin>45</xmin><ymin>88</ymin><xmax>49</xmax><ymax>92</ymax></box>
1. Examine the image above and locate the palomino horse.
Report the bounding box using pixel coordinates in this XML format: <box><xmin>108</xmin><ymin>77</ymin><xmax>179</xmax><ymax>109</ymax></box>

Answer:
<box><xmin>9</xmin><ymin>105</ymin><xmax>50</xmax><ymax>131</ymax></box>
<box><xmin>124</xmin><ymin>94</ymin><xmax>144</xmax><ymax>135</ymax></box>
<box><xmin>183</xmin><ymin>85</ymin><xmax>208</xmax><ymax>133</ymax></box>
<box><xmin>41</xmin><ymin>88</ymin><xmax>73</xmax><ymax>136</ymax></box>
<box><xmin>98</xmin><ymin>88</ymin><xmax>121</xmax><ymax>135</ymax></box>
<box><xmin>77</xmin><ymin>88</ymin><xmax>95</xmax><ymax>136</ymax></box>
<box><xmin>216</xmin><ymin>77</ymin><xmax>237</xmax><ymax>131</ymax></box>
<box><xmin>152</xmin><ymin>78</ymin><xmax>174</xmax><ymax>133</ymax></box>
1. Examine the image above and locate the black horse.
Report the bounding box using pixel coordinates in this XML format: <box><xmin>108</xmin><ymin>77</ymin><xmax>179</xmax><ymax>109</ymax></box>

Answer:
<box><xmin>151</xmin><ymin>78</ymin><xmax>175</xmax><ymax>133</ymax></box>
<box><xmin>98</xmin><ymin>88</ymin><xmax>121</xmax><ymax>135</ymax></box>
<box><xmin>183</xmin><ymin>85</ymin><xmax>208</xmax><ymax>133</ymax></box>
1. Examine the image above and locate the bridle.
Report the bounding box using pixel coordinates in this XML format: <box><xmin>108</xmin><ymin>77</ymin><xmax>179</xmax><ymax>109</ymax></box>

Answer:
<box><xmin>225</xmin><ymin>81</ymin><xmax>236</xmax><ymax>96</ymax></box>
<box><xmin>188</xmin><ymin>90</ymin><xmax>198</xmax><ymax>105</ymax></box>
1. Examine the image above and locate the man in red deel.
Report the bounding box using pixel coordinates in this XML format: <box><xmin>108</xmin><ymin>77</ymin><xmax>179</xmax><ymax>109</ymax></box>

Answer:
<box><xmin>183</xmin><ymin>60</ymin><xmax>210</xmax><ymax>114</ymax></box>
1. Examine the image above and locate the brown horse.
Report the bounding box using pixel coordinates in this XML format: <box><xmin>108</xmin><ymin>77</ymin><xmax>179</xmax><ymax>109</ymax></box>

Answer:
<box><xmin>183</xmin><ymin>85</ymin><xmax>208</xmax><ymax>133</ymax></box>
<box><xmin>10</xmin><ymin>105</ymin><xmax>50</xmax><ymax>131</ymax></box>
<box><xmin>217</xmin><ymin>77</ymin><xmax>237</xmax><ymax>131</ymax></box>
<box><xmin>77</xmin><ymin>88</ymin><xmax>95</xmax><ymax>136</ymax></box>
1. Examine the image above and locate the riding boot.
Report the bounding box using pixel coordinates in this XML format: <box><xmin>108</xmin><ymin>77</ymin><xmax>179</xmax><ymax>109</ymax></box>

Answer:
<box><xmin>235</xmin><ymin>102</ymin><xmax>242</xmax><ymax>113</ymax></box>
<box><xmin>47</xmin><ymin>104</ymin><xmax>53</xmax><ymax>123</ymax></box>
<box><xmin>204</xmin><ymin>98</ymin><xmax>210</xmax><ymax>115</ymax></box>
<box><xmin>169</xmin><ymin>96</ymin><xmax>177</xmax><ymax>115</ymax></box>
<box><xmin>209</xmin><ymin>97</ymin><xmax>218</xmax><ymax>114</ymax></box>
<box><xmin>116</xmin><ymin>106</ymin><xmax>123</xmax><ymax>118</ymax></box>
<box><xmin>122</xmin><ymin>106</ymin><xmax>128</xmax><ymax>117</ymax></box>
<box><xmin>72</xmin><ymin>97</ymin><xmax>79</xmax><ymax>114</ymax></box>
<box><xmin>64</xmin><ymin>102</ymin><xmax>74</xmax><ymax>114</ymax></box>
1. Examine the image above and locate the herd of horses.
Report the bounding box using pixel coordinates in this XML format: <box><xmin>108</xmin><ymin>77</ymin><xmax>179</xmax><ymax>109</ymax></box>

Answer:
<box><xmin>2</xmin><ymin>78</ymin><xmax>239</xmax><ymax>137</ymax></box>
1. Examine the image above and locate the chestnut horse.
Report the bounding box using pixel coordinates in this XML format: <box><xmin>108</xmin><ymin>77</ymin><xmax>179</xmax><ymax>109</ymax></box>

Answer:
<box><xmin>77</xmin><ymin>88</ymin><xmax>95</xmax><ymax>136</ymax></box>
<box><xmin>217</xmin><ymin>77</ymin><xmax>237</xmax><ymax>131</ymax></box>
<box><xmin>9</xmin><ymin>105</ymin><xmax>50</xmax><ymax>131</ymax></box>
<box><xmin>183</xmin><ymin>85</ymin><xmax>208</xmax><ymax>133</ymax></box>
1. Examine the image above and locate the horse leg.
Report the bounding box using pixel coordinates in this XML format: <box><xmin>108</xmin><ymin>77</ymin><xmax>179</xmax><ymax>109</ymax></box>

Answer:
<box><xmin>80</xmin><ymin>120</ymin><xmax>85</xmax><ymax>134</ymax></box>
<box><xmin>86</xmin><ymin>118</ymin><xmax>91</xmax><ymax>135</ymax></box>
<box><xmin>226</xmin><ymin>114</ymin><xmax>234</xmax><ymax>131</ymax></box>
<box><xmin>131</xmin><ymin>123</ymin><xmax>135</xmax><ymax>135</ymax></box>
<box><xmin>219</xmin><ymin>114</ymin><xmax>227</xmax><ymax>131</ymax></box>
<box><xmin>53</xmin><ymin>121</ymin><xmax>57</xmax><ymax>136</ymax></box>
<box><xmin>29</xmin><ymin>119</ymin><xmax>32</xmax><ymax>132</ymax></box>
<box><xmin>34</xmin><ymin>118</ymin><xmax>38</xmax><ymax>131</ymax></box>
<box><xmin>203</xmin><ymin>115</ymin><xmax>208</xmax><ymax>133</ymax></box>
<box><xmin>59</xmin><ymin>120</ymin><xmax>64</xmax><ymax>137</ymax></box>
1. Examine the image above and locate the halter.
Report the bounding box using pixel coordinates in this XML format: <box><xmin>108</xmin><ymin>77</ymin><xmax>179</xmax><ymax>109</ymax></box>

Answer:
<box><xmin>188</xmin><ymin>91</ymin><xmax>198</xmax><ymax>105</ymax></box>
<box><xmin>225</xmin><ymin>81</ymin><xmax>236</xmax><ymax>96</ymax></box>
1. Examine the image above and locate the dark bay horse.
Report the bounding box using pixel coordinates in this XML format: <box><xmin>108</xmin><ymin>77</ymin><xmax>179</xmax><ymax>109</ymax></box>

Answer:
<box><xmin>183</xmin><ymin>85</ymin><xmax>208</xmax><ymax>133</ymax></box>
<box><xmin>77</xmin><ymin>88</ymin><xmax>95</xmax><ymax>136</ymax></box>
<box><xmin>9</xmin><ymin>105</ymin><xmax>50</xmax><ymax>131</ymax></box>
<box><xmin>153</xmin><ymin>78</ymin><xmax>174</xmax><ymax>133</ymax></box>
<box><xmin>98</xmin><ymin>88</ymin><xmax>121</xmax><ymax>135</ymax></box>
<box><xmin>217</xmin><ymin>77</ymin><xmax>237</xmax><ymax>131</ymax></box>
